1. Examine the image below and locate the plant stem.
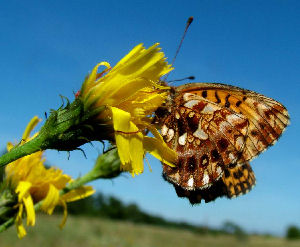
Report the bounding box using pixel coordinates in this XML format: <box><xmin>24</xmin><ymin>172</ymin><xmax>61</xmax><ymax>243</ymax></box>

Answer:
<box><xmin>0</xmin><ymin>218</ymin><xmax>14</xmax><ymax>233</ymax></box>
<box><xmin>0</xmin><ymin>134</ymin><xmax>45</xmax><ymax>168</ymax></box>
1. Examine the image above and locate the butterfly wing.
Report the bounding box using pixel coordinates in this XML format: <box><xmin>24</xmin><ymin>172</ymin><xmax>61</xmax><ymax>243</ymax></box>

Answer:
<box><xmin>176</xmin><ymin>83</ymin><xmax>290</xmax><ymax>163</ymax></box>
<box><xmin>159</xmin><ymin>82</ymin><xmax>289</xmax><ymax>193</ymax></box>
<box><xmin>161</xmin><ymin>97</ymin><xmax>249</xmax><ymax>190</ymax></box>
<box><xmin>167</xmin><ymin>162</ymin><xmax>256</xmax><ymax>204</ymax></box>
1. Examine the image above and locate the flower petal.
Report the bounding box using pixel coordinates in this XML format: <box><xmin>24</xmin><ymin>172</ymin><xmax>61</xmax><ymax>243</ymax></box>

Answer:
<box><xmin>41</xmin><ymin>184</ymin><xmax>60</xmax><ymax>215</ymax></box>
<box><xmin>7</xmin><ymin>142</ymin><xmax>14</xmax><ymax>151</ymax></box>
<box><xmin>111</xmin><ymin>43</ymin><xmax>144</xmax><ymax>72</ymax></box>
<box><xmin>128</xmin><ymin>131</ymin><xmax>144</xmax><ymax>175</ymax></box>
<box><xmin>16</xmin><ymin>181</ymin><xmax>32</xmax><ymax>202</ymax></box>
<box><xmin>95</xmin><ymin>78</ymin><xmax>156</xmax><ymax>107</ymax></box>
<box><xmin>111</xmin><ymin>107</ymin><xmax>132</xmax><ymax>165</ymax></box>
<box><xmin>111</xmin><ymin>107</ymin><xmax>145</xmax><ymax>174</ymax></box>
<box><xmin>59</xmin><ymin>200</ymin><xmax>68</xmax><ymax>229</ymax></box>
<box><xmin>143</xmin><ymin>136</ymin><xmax>177</xmax><ymax>167</ymax></box>
<box><xmin>23</xmin><ymin>194</ymin><xmax>35</xmax><ymax>226</ymax></box>
<box><xmin>61</xmin><ymin>186</ymin><xmax>95</xmax><ymax>202</ymax></box>
<box><xmin>81</xmin><ymin>61</ymin><xmax>111</xmax><ymax>95</ymax></box>
<box><xmin>15</xmin><ymin>204</ymin><xmax>27</xmax><ymax>239</ymax></box>
<box><xmin>22</xmin><ymin>116</ymin><xmax>41</xmax><ymax>141</ymax></box>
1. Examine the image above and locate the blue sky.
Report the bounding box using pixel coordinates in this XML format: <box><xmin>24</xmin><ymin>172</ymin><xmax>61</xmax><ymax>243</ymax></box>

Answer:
<box><xmin>1</xmin><ymin>0</ymin><xmax>299</xmax><ymax>235</ymax></box>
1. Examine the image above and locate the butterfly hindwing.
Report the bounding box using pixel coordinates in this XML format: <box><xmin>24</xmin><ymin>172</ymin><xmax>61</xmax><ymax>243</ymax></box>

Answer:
<box><xmin>165</xmin><ymin>162</ymin><xmax>256</xmax><ymax>204</ymax></box>
<box><xmin>222</xmin><ymin>162</ymin><xmax>256</xmax><ymax>198</ymax></box>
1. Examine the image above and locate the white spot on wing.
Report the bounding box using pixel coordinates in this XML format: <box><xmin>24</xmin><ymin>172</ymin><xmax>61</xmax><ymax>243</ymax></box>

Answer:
<box><xmin>161</xmin><ymin>125</ymin><xmax>168</xmax><ymax>136</ymax></box>
<box><xmin>178</xmin><ymin>132</ymin><xmax>187</xmax><ymax>145</ymax></box>
<box><xmin>229</xmin><ymin>153</ymin><xmax>236</xmax><ymax>162</ymax></box>
<box><xmin>201</xmin><ymin>104</ymin><xmax>219</xmax><ymax>113</ymax></box>
<box><xmin>236</xmin><ymin>136</ymin><xmax>244</xmax><ymax>150</ymax></box>
<box><xmin>226</xmin><ymin>113</ymin><xmax>245</xmax><ymax>124</ymax></box>
<box><xmin>166</xmin><ymin>129</ymin><xmax>174</xmax><ymax>142</ymax></box>
<box><xmin>188</xmin><ymin>177</ymin><xmax>194</xmax><ymax>187</ymax></box>
<box><xmin>203</xmin><ymin>172</ymin><xmax>210</xmax><ymax>185</ymax></box>
<box><xmin>183</xmin><ymin>93</ymin><xmax>195</xmax><ymax>101</ymax></box>
<box><xmin>193</xmin><ymin>121</ymin><xmax>208</xmax><ymax>140</ymax></box>
<box><xmin>184</xmin><ymin>100</ymin><xmax>200</xmax><ymax>109</ymax></box>
<box><xmin>219</xmin><ymin>121</ymin><xmax>229</xmax><ymax>133</ymax></box>
<box><xmin>217</xmin><ymin>166</ymin><xmax>222</xmax><ymax>175</ymax></box>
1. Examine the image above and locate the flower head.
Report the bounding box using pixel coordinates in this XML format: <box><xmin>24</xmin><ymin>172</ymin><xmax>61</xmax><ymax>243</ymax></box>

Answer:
<box><xmin>4</xmin><ymin>117</ymin><xmax>95</xmax><ymax>238</ymax></box>
<box><xmin>79</xmin><ymin>43</ymin><xmax>177</xmax><ymax>175</ymax></box>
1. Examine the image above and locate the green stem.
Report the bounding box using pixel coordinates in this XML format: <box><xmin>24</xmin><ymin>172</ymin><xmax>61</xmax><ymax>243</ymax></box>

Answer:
<box><xmin>0</xmin><ymin>99</ymin><xmax>110</xmax><ymax>168</ymax></box>
<box><xmin>0</xmin><ymin>218</ymin><xmax>14</xmax><ymax>233</ymax></box>
<box><xmin>0</xmin><ymin>134</ymin><xmax>45</xmax><ymax>168</ymax></box>
<box><xmin>60</xmin><ymin>169</ymin><xmax>97</xmax><ymax>195</ymax></box>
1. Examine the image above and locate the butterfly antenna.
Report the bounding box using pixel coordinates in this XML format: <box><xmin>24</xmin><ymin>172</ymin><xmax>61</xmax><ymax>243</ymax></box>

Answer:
<box><xmin>168</xmin><ymin>76</ymin><xmax>195</xmax><ymax>85</ymax></box>
<box><xmin>164</xmin><ymin>16</ymin><xmax>194</xmax><ymax>81</ymax></box>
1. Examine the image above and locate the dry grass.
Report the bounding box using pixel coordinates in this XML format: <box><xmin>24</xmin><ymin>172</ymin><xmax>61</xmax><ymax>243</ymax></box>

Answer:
<box><xmin>0</xmin><ymin>215</ymin><xmax>299</xmax><ymax>247</ymax></box>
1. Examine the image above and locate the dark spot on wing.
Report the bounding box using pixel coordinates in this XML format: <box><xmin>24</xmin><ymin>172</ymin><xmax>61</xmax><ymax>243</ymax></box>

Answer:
<box><xmin>188</xmin><ymin>115</ymin><xmax>200</xmax><ymax>133</ymax></box>
<box><xmin>187</xmin><ymin>156</ymin><xmax>197</xmax><ymax>172</ymax></box>
<box><xmin>177</xmin><ymin>118</ymin><xmax>186</xmax><ymax>136</ymax></box>
<box><xmin>259</xmin><ymin>123</ymin><xmax>265</xmax><ymax>129</ymax></box>
<box><xmin>211</xmin><ymin>149</ymin><xmax>220</xmax><ymax>162</ymax></box>
<box><xmin>240</xmin><ymin>182</ymin><xmax>245</xmax><ymax>192</ymax></box>
<box><xmin>233</xmin><ymin>172</ymin><xmax>239</xmax><ymax>179</ymax></box>
<box><xmin>177</xmin><ymin>157</ymin><xmax>184</xmax><ymax>169</ymax></box>
<box><xmin>224</xmin><ymin>169</ymin><xmax>230</xmax><ymax>178</ymax></box>
<box><xmin>215</xmin><ymin>91</ymin><xmax>221</xmax><ymax>103</ymax></box>
<box><xmin>217</xmin><ymin>138</ymin><xmax>229</xmax><ymax>152</ymax></box>
<box><xmin>228</xmin><ymin>163</ymin><xmax>236</xmax><ymax>169</ymax></box>
<box><xmin>236</xmin><ymin>101</ymin><xmax>242</xmax><ymax>107</ymax></box>
<box><xmin>251</xmin><ymin>130</ymin><xmax>258</xmax><ymax>136</ymax></box>
<box><xmin>225</xmin><ymin>94</ymin><xmax>231</xmax><ymax>108</ymax></box>
<box><xmin>202</xmin><ymin>90</ymin><xmax>207</xmax><ymax>98</ymax></box>
<box><xmin>241</xmin><ymin>163</ymin><xmax>247</xmax><ymax>169</ymax></box>
<box><xmin>237</xmin><ymin>169</ymin><xmax>243</xmax><ymax>178</ymax></box>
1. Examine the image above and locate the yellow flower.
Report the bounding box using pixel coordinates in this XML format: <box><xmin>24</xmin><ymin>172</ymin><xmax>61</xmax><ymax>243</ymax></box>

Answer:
<box><xmin>5</xmin><ymin>116</ymin><xmax>95</xmax><ymax>238</ymax></box>
<box><xmin>79</xmin><ymin>43</ymin><xmax>177</xmax><ymax>175</ymax></box>
<box><xmin>78</xmin><ymin>44</ymin><xmax>176</xmax><ymax>175</ymax></box>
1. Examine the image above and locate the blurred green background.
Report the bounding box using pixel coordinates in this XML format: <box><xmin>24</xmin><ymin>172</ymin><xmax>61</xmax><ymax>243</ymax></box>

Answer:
<box><xmin>0</xmin><ymin>193</ymin><xmax>300</xmax><ymax>246</ymax></box>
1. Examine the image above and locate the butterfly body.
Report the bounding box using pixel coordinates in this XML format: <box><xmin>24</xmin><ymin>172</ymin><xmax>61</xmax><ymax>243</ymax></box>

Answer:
<box><xmin>156</xmin><ymin>82</ymin><xmax>289</xmax><ymax>203</ymax></box>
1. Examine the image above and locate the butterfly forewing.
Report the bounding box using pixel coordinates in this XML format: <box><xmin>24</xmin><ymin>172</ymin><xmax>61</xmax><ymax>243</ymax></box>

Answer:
<box><xmin>175</xmin><ymin>83</ymin><xmax>290</xmax><ymax>163</ymax></box>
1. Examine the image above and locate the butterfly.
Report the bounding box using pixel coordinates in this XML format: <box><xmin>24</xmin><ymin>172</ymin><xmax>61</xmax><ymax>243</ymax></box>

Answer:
<box><xmin>155</xmin><ymin>83</ymin><xmax>289</xmax><ymax>204</ymax></box>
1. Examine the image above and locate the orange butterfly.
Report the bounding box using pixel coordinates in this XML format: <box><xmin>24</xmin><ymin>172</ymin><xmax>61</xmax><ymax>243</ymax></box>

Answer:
<box><xmin>155</xmin><ymin>83</ymin><xmax>289</xmax><ymax>203</ymax></box>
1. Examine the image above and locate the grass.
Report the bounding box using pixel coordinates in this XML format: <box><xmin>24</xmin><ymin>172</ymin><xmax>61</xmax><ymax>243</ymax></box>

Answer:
<box><xmin>0</xmin><ymin>215</ymin><xmax>299</xmax><ymax>247</ymax></box>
